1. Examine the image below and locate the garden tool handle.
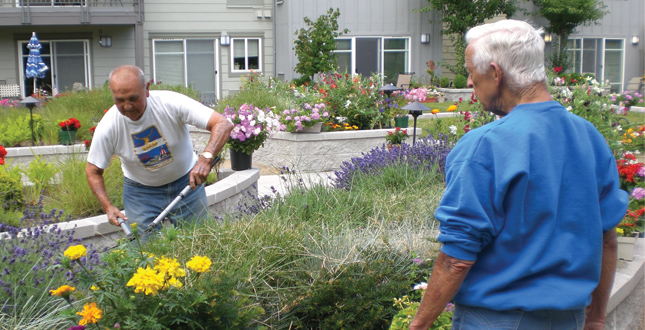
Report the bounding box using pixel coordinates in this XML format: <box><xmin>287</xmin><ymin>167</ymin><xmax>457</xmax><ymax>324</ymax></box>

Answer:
<box><xmin>117</xmin><ymin>217</ymin><xmax>133</xmax><ymax>237</ymax></box>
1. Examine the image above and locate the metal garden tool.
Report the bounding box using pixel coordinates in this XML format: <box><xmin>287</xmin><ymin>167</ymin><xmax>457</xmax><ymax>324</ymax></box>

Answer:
<box><xmin>118</xmin><ymin>155</ymin><xmax>221</xmax><ymax>240</ymax></box>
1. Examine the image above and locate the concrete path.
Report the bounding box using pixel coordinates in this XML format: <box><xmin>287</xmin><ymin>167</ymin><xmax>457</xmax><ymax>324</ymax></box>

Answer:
<box><xmin>256</xmin><ymin>170</ymin><xmax>336</xmax><ymax>197</ymax></box>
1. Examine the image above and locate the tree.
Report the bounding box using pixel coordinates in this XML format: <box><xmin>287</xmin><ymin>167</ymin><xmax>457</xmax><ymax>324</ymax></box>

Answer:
<box><xmin>293</xmin><ymin>8</ymin><xmax>349</xmax><ymax>83</ymax></box>
<box><xmin>418</xmin><ymin>0</ymin><xmax>519</xmax><ymax>77</ymax></box>
<box><xmin>532</xmin><ymin>0</ymin><xmax>607</xmax><ymax>70</ymax></box>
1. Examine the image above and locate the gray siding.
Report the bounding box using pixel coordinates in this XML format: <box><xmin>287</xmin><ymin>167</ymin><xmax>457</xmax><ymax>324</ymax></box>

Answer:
<box><xmin>274</xmin><ymin>0</ymin><xmax>444</xmax><ymax>83</ymax></box>
<box><xmin>143</xmin><ymin>0</ymin><xmax>275</xmax><ymax>97</ymax></box>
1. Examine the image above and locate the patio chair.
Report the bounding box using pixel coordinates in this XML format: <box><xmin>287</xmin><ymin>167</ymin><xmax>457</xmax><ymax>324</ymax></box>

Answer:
<box><xmin>396</xmin><ymin>72</ymin><xmax>414</xmax><ymax>89</ymax></box>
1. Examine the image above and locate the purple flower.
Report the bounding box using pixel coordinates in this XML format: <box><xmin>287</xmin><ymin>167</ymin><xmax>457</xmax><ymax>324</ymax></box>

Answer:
<box><xmin>412</xmin><ymin>258</ymin><xmax>424</xmax><ymax>265</ymax></box>
<box><xmin>638</xmin><ymin>166</ymin><xmax>645</xmax><ymax>177</ymax></box>
<box><xmin>68</xmin><ymin>326</ymin><xmax>86</xmax><ymax>330</ymax></box>
<box><xmin>632</xmin><ymin>187</ymin><xmax>645</xmax><ymax>200</ymax></box>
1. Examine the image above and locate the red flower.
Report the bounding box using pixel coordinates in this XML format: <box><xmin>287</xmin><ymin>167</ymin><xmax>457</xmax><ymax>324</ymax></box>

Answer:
<box><xmin>89</xmin><ymin>126</ymin><xmax>96</xmax><ymax>134</ymax></box>
<box><xmin>0</xmin><ymin>145</ymin><xmax>6</xmax><ymax>158</ymax></box>
<box><xmin>104</xmin><ymin>109</ymin><xmax>109</xmax><ymax>114</ymax></box>
<box><xmin>554</xmin><ymin>67</ymin><xmax>563</xmax><ymax>73</ymax></box>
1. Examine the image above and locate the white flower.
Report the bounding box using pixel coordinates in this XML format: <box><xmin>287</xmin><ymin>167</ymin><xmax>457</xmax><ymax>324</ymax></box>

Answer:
<box><xmin>345</xmin><ymin>100</ymin><xmax>352</xmax><ymax>108</ymax></box>
<box><xmin>413</xmin><ymin>282</ymin><xmax>428</xmax><ymax>290</ymax></box>
<box><xmin>566</xmin><ymin>106</ymin><xmax>573</xmax><ymax>112</ymax></box>
<box><xmin>449</xmin><ymin>125</ymin><xmax>457</xmax><ymax>135</ymax></box>
<box><xmin>257</xmin><ymin>111</ymin><xmax>266</xmax><ymax>123</ymax></box>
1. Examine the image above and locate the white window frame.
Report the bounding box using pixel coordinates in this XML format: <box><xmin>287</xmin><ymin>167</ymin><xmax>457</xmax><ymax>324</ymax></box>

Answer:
<box><xmin>17</xmin><ymin>38</ymin><xmax>91</xmax><ymax>98</ymax></box>
<box><xmin>333</xmin><ymin>36</ymin><xmax>411</xmax><ymax>83</ymax></box>
<box><xmin>567</xmin><ymin>37</ymin><xmax>625</xmax><ymax>92</ymax></box>
<box><xmin>152</xmin><ymin>38</ymin><xmax>220</xmax><ymax>100</ymax></box>
<box><xmin>230</xmin><ymin>37</ymin><xmax>262</xmax><ymax>73</ymax></box>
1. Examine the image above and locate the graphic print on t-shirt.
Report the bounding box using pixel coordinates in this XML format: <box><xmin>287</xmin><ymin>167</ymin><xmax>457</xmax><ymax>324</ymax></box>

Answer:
<box><xmin>131</xmin><ymin>126</ymin><xmax>173</xmax><ymax>170</ymax></box>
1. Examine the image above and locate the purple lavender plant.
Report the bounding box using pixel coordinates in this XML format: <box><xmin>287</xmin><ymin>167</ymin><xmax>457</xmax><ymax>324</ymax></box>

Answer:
<box><xmin>0</xmin><ymin>199</ymin><xmax>104</xmax><ymax>314</ymax></box>
<box><xmin>331</xmin><ymin>133</ymin><xmax>452</xmax><ymax>190</ymax></box>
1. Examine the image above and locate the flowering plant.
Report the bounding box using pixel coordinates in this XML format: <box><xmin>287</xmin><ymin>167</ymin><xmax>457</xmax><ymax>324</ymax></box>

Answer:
<box><xmin>279</xmin><ymin>102</ymin><xmax>330</xmax><ymax>132</ymax></box>
<box><xmin>49</xmin><ymin>225</ymin><xmax>262</xmax><ymax>329</ymax></box>
<box><xmin>0</xmin><ymin>145</ymin><xmax>6</xmax><ymax>165</ymax></box>
<box><xmin>385</xmin><ymin>127</ymin><xmax>409</xmax><ymax>145</ymax></box>
<box><xmin>224</xmin><ymin>103</ymin><xmax>281</xmax><ymax>155</ymax></box>
<box><xmin>611</xmin><ymin>90</ymin><xmax>643</xmax><ymax>109</ymax></box>
<box><xmin>389</xmin><ymin>281</ymin><xmax>454</xmax><ymax>330</ymax></box>
<box><xmin>58</xmin><ymin>117</ymin><xmax>81</xmax><ymax>131</ymax></box>
<box><xmin>619</xmin><ymin>124</ymin><xmax>645</xmax><ymax>153</ymax></box>
<box><xmin>615</xmin><ymin>152</ymin><xmax>644</xmax><ymax>237</ymax></box>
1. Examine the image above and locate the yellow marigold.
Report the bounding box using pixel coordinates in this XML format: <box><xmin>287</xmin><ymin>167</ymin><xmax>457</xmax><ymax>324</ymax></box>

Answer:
<box><xmin>186</xmin><ymin>255</ymin><xmax>212</xmax><ymax>273</ymax></box>
<box><xmin>49</xmin><ymin>285</ymin><xmax>75</xmax><ymax>298</ymax></box>
<box><xmin>64</xmin><ymin>245</ymin><xmax>87</xmax><ymax>260</ymax></box>
<box><xmin>431</xmin><ymin>109</ymin><xmax>440</xmax><ymax>114</ymax></box>
<box><xmin>163</xmin><ymin>277</ymin><xmax>183</xmax><ymax>290</ymax></box>
<box><xmin>90</xmin><ymin>285</ymin><xmax>100</xmax><ymax>291</ymax></box>
<box><xmin>126</xmin><ymin>267</ymin><xmax>165</xmax><ymax>296</ymax></box>
<box><xmin>447</xmin><ymin>105</ymin><xmax>458</xmax><ymax>112</ymax></box>
<box><xmin>77</xmin><ymin>302</ymin><xmax>103</xmax><ymax>326</ymax></box>
<box><xmin>154</xmin><ymin>256</ymin><xmax>186</xmax><ymax>279</ymax></box>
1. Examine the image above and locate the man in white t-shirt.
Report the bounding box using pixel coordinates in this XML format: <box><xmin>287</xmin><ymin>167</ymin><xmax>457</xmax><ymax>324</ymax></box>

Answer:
<box><xmin>86</xmin><ymin>65</ymin><xmax>233</xmax><ymax>233</ymax></box>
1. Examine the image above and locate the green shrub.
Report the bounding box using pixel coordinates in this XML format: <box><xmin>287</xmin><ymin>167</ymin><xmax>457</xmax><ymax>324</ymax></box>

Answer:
<box><xmin>22</xmin><ymin>154</ymin><xmax>59</xmax><ymax>203</ymax></box>
<box><xmin>284</xmin><ymin>252</ymin><xmax>430</xmax><ymax>330</ymax></box>
<box><xmin>453</xmin><ymin>74</ymin><xmax>467</xmax><ymax>89</ymax></box>
<box><xmin>0</xmin><ymin>171</ymin><xmax>23</xmax><ymax>212</ymax></box>
<box><xmin>439</xmin><ymin>77</ymin><xmax>450</xmax><ymax>88</ymax></box>
<box><xmin>45</xmin><ymin>155</ymin><xmax>124</xmax><ymax>219</ymax></box>
<box><xmin>0</xmin><ymin>113</ymin><xmax>43</xmax><ymax>147</ymax></box>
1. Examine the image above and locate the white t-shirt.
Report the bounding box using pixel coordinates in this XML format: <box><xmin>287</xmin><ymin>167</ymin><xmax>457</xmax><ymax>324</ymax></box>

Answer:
<box><xmin>87</xmin><ymin>90</ymin><xmax>213</xmax><ymax>186</ymax></box>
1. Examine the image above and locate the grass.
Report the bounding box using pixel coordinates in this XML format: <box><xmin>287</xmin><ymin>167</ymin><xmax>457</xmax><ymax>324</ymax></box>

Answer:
<box><xmin>141</xmin><ymin>159</ymin><xmax>446</xmax><ymax>328</ymax></box>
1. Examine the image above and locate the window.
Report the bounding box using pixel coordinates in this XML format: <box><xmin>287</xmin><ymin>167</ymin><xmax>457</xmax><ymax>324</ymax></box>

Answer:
<box><xmin>333</xmin><ymin>36</ymin><xmax>410</xmax><ymax>84</ymax></box>
<box><xmin>231</xmin><ymin>38</ymin><xmax>261</xmax><ymax>72</ymax></box>
<box><xmin>152</xmin><ymin>39</ymin><xmax>218</xmax><ymax>100</ymax></box>
<box><xmin>335</xmin><ymin>39</ymin><xmax>352</xmax><ymax>74</ymax></box>
<box><xmin>19</xmin><ymin>39</ymin><xmax>90</xmax><ymax>98</ymax></box>
<box><xmin>567</xmin><ymin>37</ymin><xmax>624</xmax><ymax>92</ymax></box>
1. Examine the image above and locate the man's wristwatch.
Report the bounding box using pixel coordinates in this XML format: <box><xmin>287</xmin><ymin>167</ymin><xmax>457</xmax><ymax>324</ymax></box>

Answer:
<box><xmin>201</xmin><ymin>151</ymin><xmax>214</xmax><ymax>160</ymax></box>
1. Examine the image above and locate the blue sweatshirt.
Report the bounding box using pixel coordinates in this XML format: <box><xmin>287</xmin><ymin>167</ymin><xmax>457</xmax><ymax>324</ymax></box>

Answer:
<box><xmin>436</xmin><ymin>101</ymin><xmax>628</xmax><ymax>311</ymax></box>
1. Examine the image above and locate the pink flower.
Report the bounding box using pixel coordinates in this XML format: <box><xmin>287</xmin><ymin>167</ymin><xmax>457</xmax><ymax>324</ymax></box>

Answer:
<box><xmin>633</xmin><ymin>187</ymin><xmax>645</xmax><ymax>200</ymax></box>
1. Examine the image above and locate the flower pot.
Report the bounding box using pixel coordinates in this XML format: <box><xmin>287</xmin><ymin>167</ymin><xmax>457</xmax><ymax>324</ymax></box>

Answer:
<box><xmin>394</xmin><ymin>116</ymin><xmax>409</xmax><ymax>128</ymax></box>
<box><xmin>296</xmin><ymin>122</ymin><xmax>323</xmax><ymax>133</ymax></box>
<box><xmin>59</xmin><ymin>130</ymin><xmax>76</xmax><ymax>145</ymax></box>
<box><xmin>230</xmin><ymin>149</ymin><xmax>253</xmax><ymax>171</ymax></box>
<box><xmin>422</xmin><ymin>97</ymin><xmax>437</xmax><ymax>103</ymax></box>
<box><xmin>617</xmin><ymin>235</ymin><xmax>638</xmax><ymax>261</ymax></box>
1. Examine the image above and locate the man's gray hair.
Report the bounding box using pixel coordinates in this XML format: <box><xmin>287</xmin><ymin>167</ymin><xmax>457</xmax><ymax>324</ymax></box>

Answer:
<box><xmin>465</xmin><ymin>19</ymin><xmax>546</xmax><ymax>91</ymax></box>
<box><xmin>108</xmin><ymin>65</ymin><xmax>146</xmax><ymax>88</ymax></box>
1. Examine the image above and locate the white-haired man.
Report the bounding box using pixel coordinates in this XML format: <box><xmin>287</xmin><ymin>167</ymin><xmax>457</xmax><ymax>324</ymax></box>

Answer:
<box><xmin>86</xmin><ymin>65</ymin><xmax>233</xmax><ymax>233</ymax></box>
<box><xmin>410</xmin><ymin>20</ymin><xmax>628</xmax><ymax>330</ymax></box>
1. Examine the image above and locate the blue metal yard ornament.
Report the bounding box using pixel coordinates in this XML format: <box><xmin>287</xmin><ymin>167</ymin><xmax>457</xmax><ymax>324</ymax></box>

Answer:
<box><xmin>25</xmin><ymin>32</ymin><xmax>48</xmax><ymax>95</ymax></box>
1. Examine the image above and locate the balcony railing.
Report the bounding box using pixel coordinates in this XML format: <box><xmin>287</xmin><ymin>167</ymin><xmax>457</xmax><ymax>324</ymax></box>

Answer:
<box><xmin>0</xmin><ymin>0</ymin><xmax>140</xmax><ymax>8</ymax></box>
<box><xmin>0</xmin><ymin>0</ymin><xmax>142</xmax><ymax>25</ymax></box>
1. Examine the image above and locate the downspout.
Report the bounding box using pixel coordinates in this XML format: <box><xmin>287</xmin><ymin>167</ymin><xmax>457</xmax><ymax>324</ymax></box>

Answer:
<box><xmin>273</xmin><ymin>0</ymin><xmax>277</xmax><ymax>79</ymax></box>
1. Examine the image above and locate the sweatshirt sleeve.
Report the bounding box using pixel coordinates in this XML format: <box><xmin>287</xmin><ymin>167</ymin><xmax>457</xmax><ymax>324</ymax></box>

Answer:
<box><xmin>436</xmin><ymin>159</ymin><xmax>499</xmax><ymax>261</ymax></box>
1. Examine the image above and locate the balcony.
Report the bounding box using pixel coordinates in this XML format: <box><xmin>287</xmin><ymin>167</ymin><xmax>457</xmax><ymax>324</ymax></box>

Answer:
<box><xmin>0</xmin><ymin>0</ymin><xmax>142</xmax><ymax>26</ymax></box>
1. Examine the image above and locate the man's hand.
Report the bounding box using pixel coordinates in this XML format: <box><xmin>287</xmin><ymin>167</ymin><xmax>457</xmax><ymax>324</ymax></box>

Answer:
<box><xmin>189</xmin><ymin>156</ymin><xmax>213</xmax><ymax>189</ymax></box>
<box><xmin>106</xmin><ymin>205</ymin><xmax>127</xmax><ymax>227</ymax></box>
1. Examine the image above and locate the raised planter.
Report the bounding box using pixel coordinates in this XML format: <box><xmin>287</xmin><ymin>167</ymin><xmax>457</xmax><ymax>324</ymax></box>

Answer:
<box><xmin>251</xmin><ymin>128</ymin><xmax>421</xmax><ymax>173</ymax></box>
<box><xmin>29</xmin><ymin>168</ymin><xmax>261</xmax><ymax>250</ymax></box>
<box><xmin>437</xmin><ymin>88</ymin><xmax>474</xmax><ymax>102</ymax></box>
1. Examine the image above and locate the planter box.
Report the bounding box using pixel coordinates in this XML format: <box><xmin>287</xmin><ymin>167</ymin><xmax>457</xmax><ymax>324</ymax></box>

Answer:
<box><xmin>252</xmin><ymin>128</ymin><xmax>421</xmax><ymax>173</ymax></box>
<box><xmin>436</xmin><ymin>88</ymin><xmax>474</xmax><ymax>102</ymax></box>
<box><xmin>618</xmin><ymin>236</ymin><xmax>638</xmax><ymax>261</ymax></box>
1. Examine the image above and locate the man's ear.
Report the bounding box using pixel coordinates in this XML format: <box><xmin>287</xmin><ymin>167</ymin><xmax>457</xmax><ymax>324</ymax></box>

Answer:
<box><xmin>145</xmin><ymin>81</ymin><xmax>151</xmax><ymax>97</ymax></box>
<box><xmin>490</xmin><ymin>62</ymin><xmax>503</xmax><ymax>87</ymax></box>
